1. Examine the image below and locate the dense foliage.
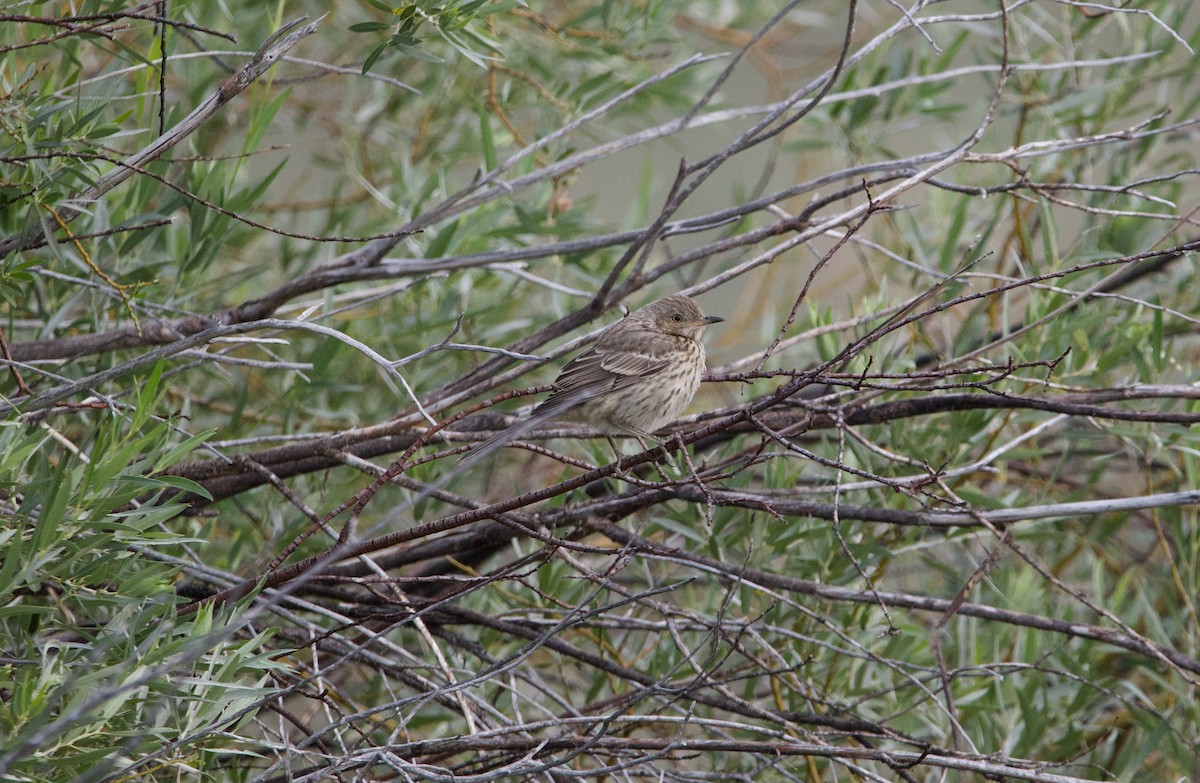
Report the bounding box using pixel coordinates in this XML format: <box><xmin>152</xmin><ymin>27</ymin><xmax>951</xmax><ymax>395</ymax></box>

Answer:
<box><xmin>2</xmin><ymin>2</ymin><xmax>1198</xmax><ymax>781</ymax></box>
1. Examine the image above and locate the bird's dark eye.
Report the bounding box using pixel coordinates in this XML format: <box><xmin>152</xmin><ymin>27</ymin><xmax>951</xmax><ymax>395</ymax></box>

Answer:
<box><xmin>672</xmin><ymin>314</ymin><xmax>683</xmax><ymax>322</ymax></box>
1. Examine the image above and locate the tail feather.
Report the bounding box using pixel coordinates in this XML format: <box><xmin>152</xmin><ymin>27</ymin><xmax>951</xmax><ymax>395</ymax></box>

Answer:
<box><xmin>385</xmin><ymin>388</ymin><xmax>609</xmax><ymax>521</ymax></box>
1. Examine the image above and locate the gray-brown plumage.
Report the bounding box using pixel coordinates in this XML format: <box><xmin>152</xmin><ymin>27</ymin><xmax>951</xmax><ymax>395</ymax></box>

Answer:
<box><xmin>383</xmin><ymin>296</ymin><xmax>722</xmax><ymax>521</ymax></box>
<box><xmin>530</xmin><ymin>294</ymin><xmax>723</xmax><ymax>437</ymax></box>
<box><xmin>463</xmin><ymin>294</ymin><xmax>723</xmax><ymax>468</ymax></box>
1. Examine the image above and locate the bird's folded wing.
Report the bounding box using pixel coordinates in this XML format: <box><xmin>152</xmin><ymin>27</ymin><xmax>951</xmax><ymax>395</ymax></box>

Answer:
<box><xmin>529</xmin><ymin>350</ymin><xmax>615</xmax><ymax>419</ymax></box>
<box><xmin>444</xmin><ymin>330</ymin><xmax>680</xmax><ymax>485</ymax></box>
<box><xmin>531</xmin><ymin>329</ymin><xmax>676</xmax><ymax>418</ymax></box>
<box><xmin>571</xmin><ymin>330</ymin><xmax>675</xmax><ymax>380</ymax></box>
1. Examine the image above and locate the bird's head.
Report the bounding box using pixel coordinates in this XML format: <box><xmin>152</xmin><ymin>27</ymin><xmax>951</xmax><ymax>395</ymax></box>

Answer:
<box><xmin>639</xmin><ymin>294</ymin><xmax>724</xmax><ymax>339</ymax></box>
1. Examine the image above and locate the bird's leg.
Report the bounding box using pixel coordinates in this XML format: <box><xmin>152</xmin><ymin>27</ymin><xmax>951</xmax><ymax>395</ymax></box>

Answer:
<box><xmin>606</xmin><ymin>429</ymin><xmax>678</xmax><ymax>484</ymax></box>
<box><xmin>630</xmin><ymin>430</ymin><xmax>683</xmax><ymax>482</ymax></box>
<box><xmin>654</xmin><ymin>432</ymin><xmax>691</xmax><ymax>480</ymax></box>
<box><xmin>608</xmin><ymin>430</ymin><xmax>657</xmax><ymax>483</ymax></box>
<box><xmin>603</xmin><ymin>433</ymin><xmax>639</xmax><ymax>483</ymax></box>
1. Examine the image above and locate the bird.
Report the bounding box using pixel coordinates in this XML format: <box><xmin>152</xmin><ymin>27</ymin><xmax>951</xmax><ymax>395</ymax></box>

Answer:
<box><xmin>461</xmin><ymin>294</ymin><xmax>724</xmax><ymax>469</ymax></box>
<box><xmin>374</xmin><ymin>295</ymin><xmax>722</xmax><ymax>528</ymax></box>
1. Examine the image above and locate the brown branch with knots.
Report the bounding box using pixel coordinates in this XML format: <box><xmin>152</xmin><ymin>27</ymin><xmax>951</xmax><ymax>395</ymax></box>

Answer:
<box><xmin>258</xmin><ymin>486</ymin><xmax>1200</xmax><ymax>677</ymax></box>
<box><xmin>154</xmin><ymin>378</ymin><xmax>1200</xmax><ymax>508</ymax></box>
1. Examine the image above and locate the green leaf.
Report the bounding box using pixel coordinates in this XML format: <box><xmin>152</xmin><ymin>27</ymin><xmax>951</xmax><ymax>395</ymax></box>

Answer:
<box><xmin>362</xmin><ymin>41</ymin><xmax>391</xmax><ymax>73</ymax></box>
<box><xmin>127</xmin><ymin>473</ymin><xmax>213</xmax><ymax>502</ymax></box>
<box><xmin>1151</xmin><ymin>302</ymin><xmax>1164</xmax><ymax>373</ymax></box>
<box><xmin>392</xmin><ymin>41</ymin><xmax>445</xmax><ymax>63</ymax></box>
<box><xmin>938</xmin><ymin>195</ymin><xmax>969</xmax><ymax>271</ymax></box>
<box><xmin>425</xmin><ymin>218</ymin><xmax>460</xmax><ymax>258</ymax></box>
<box><xmin>34</xmin><ymin>459</ymin><xmax>75</xmax><ymax>551</ymax></box>
<box><xmin>478</xmin><ymin>109</ymin><xmax>497</xmax><ymax>171</ymax></box>
<box><xmin>132</xmin><ymin>360</ymin><xmax>167</xmax><ymax>430</ymax></box>
<box><xmin>1038</xmin><ymin>196</ymin><xmax>1059</xmax><ymax>266</ymax></box>
<box><xmin>150</xmin><ymin>428</ymin><xmax>218</xmax><ymax>474</ymax></box>
<box><xmin>0</xmin><ymin>520</ymin><xmax>27</xmax><ymax>594</ymax></box>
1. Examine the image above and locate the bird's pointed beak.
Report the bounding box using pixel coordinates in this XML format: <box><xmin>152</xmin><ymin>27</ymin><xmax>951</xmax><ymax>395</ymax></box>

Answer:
<box><xmin>702</xmin><ymin>315</ymin><xmax>724</xmax><ymax>325</ymax></box>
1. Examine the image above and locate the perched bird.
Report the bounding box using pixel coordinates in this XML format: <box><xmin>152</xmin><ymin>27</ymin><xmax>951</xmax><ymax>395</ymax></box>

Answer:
<box><xmin>464</xmin><ymin>294</ymin><xmax>723</xmax><ymax>466</ymax></box>
<box><xmin>530</xmin><ymin>294</ymin><xmax>723</xmax><ymax>437</ymax></box>
<box><xmin>379</xmin><ymin>295</ymin><xmax>722</xmax><ymax>525</ymax></box>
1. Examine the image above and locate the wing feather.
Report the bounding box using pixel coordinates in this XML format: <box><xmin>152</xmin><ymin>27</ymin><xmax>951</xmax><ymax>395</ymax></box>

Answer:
<box><xmin>531</xmin><ymin>326</ymin><xmax>677</xmax><ymax>418</ymax></box>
